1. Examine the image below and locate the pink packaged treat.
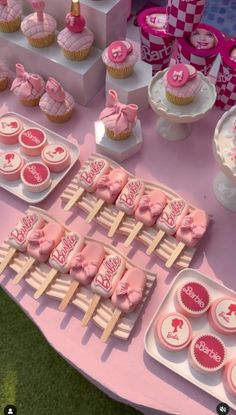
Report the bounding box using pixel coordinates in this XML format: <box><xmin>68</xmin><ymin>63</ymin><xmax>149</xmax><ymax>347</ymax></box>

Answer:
<box><xmin>166</xmin><ymin>0</ymin><xmax>206</xmax><ymax>38</ymax></box>
<box><xmin>135</xmin><ymin>190</ymin><xmax>167</xmax><ymax>227</ymax></box>
<box><xmin>41</xmin><ymin>144</ymin><xmax>71</xmax><ymax>173</ymax></box>
<box><xmin>176</xmin><ymin>209</ymin><xmax>209</xmax><ymax>248</ymax></box>
<box><xmin>91</xmin><ymin>254</ymin><xmax>126</xmax><ymax>298</ymax></box>
<box><xmin>137</xmin><ymin>7</ymin><xmax>174</xmax><ymax>75</ymax></box>
<box><xmin>0</xmin><ymin>61</ymin><xmax>9</xmax><ymax>91</ymax></box>
<box><xmin>111</xmin><ymin>268</ymin><xmax>146</xmax><ymax>313</ymax></box>
<box><xmin>95</xmin><ymin>168</ymin><xmax>128</xmax><ymax>204</ymax></box>
<box><xmin>20</xmin><ymin>161</ymin><xmax>51</xmax><ymax>193</ymax></box>
<box><xmin>0</xmin><ymin>0</ymin><xmax>22</xmax><ymax>32</ymax></box>
<box><xmin>0</xmin><ymin>115</ymin><xmax>23</xmax><ymax>144</ymax></box>
<box><xmin>8</xmin><ymin>211</ymin><xmax>45</xmax><ymax>252</ymax></box>
<box><xmin>208</xmin><ymin>297</ymin><xmax>236</xmax><ymax>335</ymax></box>
<box><xmin>156</xmin><ymin>198</ymin><xmax>188</xmax><ymax>235</ymax></box>
<box><xmin>70</xmin><ymin>242</ymin><xmax>105</xmax><ymax>285</ymax></box>
<box><xmin>79</xmin><ymin>158</ymin><xmax>110</xmax><ymax>193</ymax></box>
<box><xmin>102</xmin><ymin>40</ymin><xmax>138</xmax><ymax>79</ymax></box>
<box><xmin>155</xmin><ymin>312</ymin><xmax>192</xmax><ymax>351</ymax></box>
<box><xmin>215</xmin><ymin>38</ymin><xmax>236</xmax><ymax>110</ymax></box>
<box><xmin>11</xmin><ymin>63</ymin><xmax>45</xmax><ymax>107</ymax></box>
<box><xmin>0</xmin><ymin>151</ymin><xmax>24</xmax><ymax>181</ymax></box>
<box><xmin>224</xmin><ymin>359</ymin><xmax>236</xmax><ymax>397</ymax></box>
<box><xmin>49</xmin><ymin>232</ymin><xmax>85</xmax><ymax>274</ymax></box>
<box><xmin>189</xmin><ymin>334</ymin><xmax>227</xmax><ymax>373</ymax></box>
<box><xmin>19</xmin><ymin>128</ymin><xmax>47</xmax><ymax>157</ymax></box>
<box><xmin>27</xmin><ymin>222</ymin><xmax>64</xmax><ymax>262</ymax></box>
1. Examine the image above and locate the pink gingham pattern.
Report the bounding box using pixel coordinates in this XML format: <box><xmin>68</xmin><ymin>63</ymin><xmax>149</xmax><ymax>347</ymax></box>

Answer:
<box><xmin>166</xmin><ymin>0</ymin><xmax>206</xmax><ymax>38</ymax></box>
<box><xmin>216</xmin><ymin>66</ymin><xmax>236</xmax><ymax>110</ymax></box>
<box><xmin>176</xmin><ymin>42</ymin><xmax>216</xmax><ymax>76</ymax></box>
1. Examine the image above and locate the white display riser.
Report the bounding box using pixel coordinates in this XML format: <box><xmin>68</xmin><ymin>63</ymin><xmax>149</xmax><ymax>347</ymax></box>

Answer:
<box><xmin>0</xmin><ymin>31</ymin><xmax>105</xmax><ymax>106</ymax></box>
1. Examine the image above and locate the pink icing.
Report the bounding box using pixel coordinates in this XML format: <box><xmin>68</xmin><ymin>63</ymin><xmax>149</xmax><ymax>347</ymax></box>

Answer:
<box><xmin>0</xmin><ymin>0</ymin><xmax>21</xmax><ymax>22</ymax></box>
<box><xmin>21</xmin><ymin>162</ymin><xmax>49</xmax><ymax>186</ymax></box>
<box><xmin>21</xmin><ymin>12</ymin><xmax>56</xmax><ymax>39</ymax></box>
<box><xmin>107</xmin><ymin>41</ymin><xmax>128</xmax><ymax>64</ymax></box>
<box><xmin>39</xmin><ymin>78</ymin><xmax>74</xmax><ymax>116</ymax></box>
<box><xmin>176</xmin><ymin>209</ymin><xmax>209</xmax><ymax>248</ymax></box>
<box><xmin>102</xmin><ymin>41</ymin><xmax>139</xmax><ymax>69</ymax></box>
<box><xmin>135</xmin><ymin>190</ymin><xmax>167</xmax><ymax>227</ymax></box>
<box><xmin>11</xmin><ymin>63</ymin><xmax>45</xmax><ymax>100</ymax></box>
<box><xmin>179</xmin><ymin>282</ymin><xmax>210</xmax><ymax>313</ymax></box>
<box><xmin>27</xmin><ymin>222</ymin><xmax>64</xmax><ymax>262</ymax></box>
<box><xmin>57</xmin><ymin>27</ymin><xmax>94</xmax><ymax>52</ymax></box>
<box><xmin>111</xmin><ymin>268</ymin><xmax>146</xmax><ymax>313</ymax></box>
<box><xmin>0</xmin><ymin>61</ymin><xmax>9</xmax><ymax>81</ymax></box>
<box><xmin>70</xmin><ymin>242</ymin><xmax>105</xmax><ymax>285</ymax></box>
<box><xmin>95</xmin><ymin>168</ymin><xmax>128</xmax><ymax>204</ymax></box>
<box><xmin>20</xmin><ymin>128</ymin><xmax>45</xmax><ymax>147</ymax></box>
<box><xmin>165</xmin><ymin>65</ymin><xmax>202</xmax><ymax>98</ymax></box>
<box><xmin>65</xmin><ymin>12</ymin><xmax>85</xmax><ymax>33</ymax></box>
<box><xmin>192</xmin><ymin>335</ymin><xmax>226</xmax><ymax>370</ymax></box>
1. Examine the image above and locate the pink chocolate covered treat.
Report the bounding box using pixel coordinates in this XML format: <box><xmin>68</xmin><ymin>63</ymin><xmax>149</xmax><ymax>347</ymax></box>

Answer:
<box><xmin>0</xmin><ymin>151</ymin><xmax>24</xmax><ymax>181</ymax></box>
<box><xmin>176</xmin><ymin>209</ymin><xmax>209</xmax><ymax>248</ymax></box>
<box><xmin>8</xmin><ymin>211</ymin><xmax>45</xmax><ymax>252</ymax></box>
<box><xmin>49</xmin><ymin>232</ymin><xmax>85</xmax><ymax>274</ymax></box>
<box><xmin>27</xmin><ymin>222</ymin><xmax>64</xmax><ymax>262</ymax></box>
<box><xmin>39</xmin><ymin>77</ymin><xmax>74</xmax><ymax>123</ymax></box>
<box><xmin>19</xmin><ymin>128</ymin><xmax>47</xmax><ymax>157</ymax></box>
<box><xmin>156</xmin><ymin>198</ymin><xmax>188</xmax><ymax>236</ymax></box>
<box><xmin>155</xmin><ymin>312</ymin><xmax>192</xmax><ymax>351</ymax></box>
<box><xmin>135</xmin><ymin>190</ymin><xmax>167</xmax><ymax>227</ymax></box>
<box><xmin>208</xmin><ymin>297</ymin><xmax>236</xmax><ymax>335</ymax></box>
<box><xmin>0</xmin><ymin>61</ymin><xmax>9</xmax><ymax>91</ymax></box>
<box><xmin>41</xmin><ymin>144</ymin><xmax>71</xmax><ymax>173</ymax></box>
<box><xmin>102</xmin><ymin>40</ymin><xmax>139</xmax><ymax>78</ymax></box>
<box><xmin>115</xmin><ymin>178</ymin><xmax>145</xmax><ymax>216</ymax></box>
<box><xmin>111</xmin><ymin>268</ymin><xmax>146</xmax><ymax>313</ymax></box>
<box><xmin>11</xmin><ymin>63</ymin><xmax>45</xmax><ymax>106</ymax></box>
<box><xmin>224</xmin><ymin>359</ymin><xmax>236</xmax><ymax>397</ymax></box>
<box><xmin>78</xmin><ymin>158</ymin><xmax>110</xmax><ymax>193</ymax></box>
<box><xmin>70</xmin><ymin>242</ymin><xmax>105</xmax><ymax>285</ymax></box>
<box><xmin>189</xmin><ymin>334</ymin><xmax>227</xmax><ymax>373</ymax></box>
<box><xmin>20</xmin><ymin>161</ymin><xmax>51</xmax><ymax>193</ymax></box>
<box><xmin>91</xmin><ymin>254</ymin><xmax>126</xmax><ymax>298</ymax></box>
<box><xmin>0</xmin><ymin>0</ymin><xmax>22</xmax><ymax>32</ymax></box>
<box><xmin>0</xmin><ymin>115</ymin><xmax>23</xmax><ymax>144</ymax></box>
<box><xmin>95</xmin><ymin>168</ymin><xmax>128</xmax><ymax>204</ymax></box>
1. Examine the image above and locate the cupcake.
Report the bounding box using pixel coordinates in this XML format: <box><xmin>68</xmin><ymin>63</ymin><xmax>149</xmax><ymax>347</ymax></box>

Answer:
<box><xmin>164</xmin><ymin>63</ymin><xmax>202</xmax><ymax>105</ymax></box>
<box><xmin>155</xmin><ymin>312</ymin><xmax>192</xmax><ymax>351</ymax></box>
<box><xmin>57</xmin><ymin>0</ymin><xmax>94</xmax><ymax>61</ymax></box>
<box><xmin>102</xmin><ymin>40</ymin><xmax>139</xmax><ymax>78</ymax></box>
<box><xmin>99</xmin><ymin>89</ymin><xmax>138</xmax><ymax>140</ymax></box>
<box><xmin>0</xmin><ymin>61</ymin><xmax>9</xmax><ymax>91</ymax></box>
<box><xmin>39</xmin><ymin>77</ymin><xmax>74</xmax><ymax>123</ymax></box>
<box><xmin>11</xmin><ymin>63</ymin><xmax>45</xmax><ymax>107</ymax></box>
<box><xmin>208</xmin><ymin>297</ymin><xmax>236</xmax><ymax>335</ymax></box>
<box><xmin>175</xmin><ymin>281</ymin><xmax>211</xmax><ymax>318</ymax></box>
<box><xmin>0</xmin><ymin>0</ymin><xmax>22</xmax><ymax>32</ymax></box>
<box><xmin>189</xmin><ymin>334</ymin><xmax>227</xmax><ymax>373</ymax></box>
<box><xmin>21</xmin><ymin>0</ymin><xmax>57</xmax><ymax>48</ymax></box>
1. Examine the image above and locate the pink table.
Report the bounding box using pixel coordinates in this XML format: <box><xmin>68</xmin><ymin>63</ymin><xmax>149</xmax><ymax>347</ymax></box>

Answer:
<box><xmin>1</xmin><ymin>90</ymin><xmax>236</xmax><ymax>415</ymax></box>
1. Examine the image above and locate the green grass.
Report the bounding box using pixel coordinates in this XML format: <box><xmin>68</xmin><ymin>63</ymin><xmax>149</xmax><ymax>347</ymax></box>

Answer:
<box><xmin>0</xmin><ymin>288</ymin><xmax>141</xmax><ymax>415</ymax></box>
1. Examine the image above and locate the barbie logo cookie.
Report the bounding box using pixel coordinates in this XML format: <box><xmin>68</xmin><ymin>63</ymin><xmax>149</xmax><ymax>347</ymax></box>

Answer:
<box><xmin>208</xmin><ymin>297</ymin><xmax>236</xmax><ymax>335</ymax></box>
<box><xmin>155</xmin><ymin>312</ymin><xmax>192</xmax><ymax>351</ymax></box>
<box><xmin>0</xmin><ymin>151</ymin><xmax>24</xmax><ymax>181</ymax></box>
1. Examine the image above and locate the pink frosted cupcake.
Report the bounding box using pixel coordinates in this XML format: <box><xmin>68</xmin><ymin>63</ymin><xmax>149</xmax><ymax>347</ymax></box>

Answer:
<box><xmin>0</xmin><ymin>0</ymin><xmax>22</xmax><ymax>32</ymax></box>
<box><xmin>0</xmin><ymin>61</ymin><xmax>9</xmax><ymax>91</ymax></box>
<box><xmin>11</xmin><ymin>63</ymin><xmax>45</xmax><ymax>107</ymax></box>
<box><xmin>39</xmin><ymin>77</ymin><xmax>74</xmax><ymax>123</ymax></box>
<box><xmin>102</xmin><ymin>40</ymin><xmax>139</xmax><ymax>78</ymax></box>
<box><xmin>21</xmin><ymin>0</ymin><xmax>57</xmax><ymax>48</ymax></box>
<box><xmin>57</xmin><ymin>0</ymin><xmax>94</xmax><ymax>61</ymax></box>
<box><xmin>224</xmin><ymin>359</ymin><xmax>236</xmax><ymax>397</ymax></box>
<box><xmin>164</xmin><ymin>63</ymin><xmax>202</xmax><ymax>105</ymax></box>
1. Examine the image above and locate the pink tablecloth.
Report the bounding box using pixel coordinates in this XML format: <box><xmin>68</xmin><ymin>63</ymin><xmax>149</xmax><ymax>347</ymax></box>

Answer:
<box><xmin>1</xmin><ymin>90</ymin><xmax>236</xmax><ymax>415</ymax></box>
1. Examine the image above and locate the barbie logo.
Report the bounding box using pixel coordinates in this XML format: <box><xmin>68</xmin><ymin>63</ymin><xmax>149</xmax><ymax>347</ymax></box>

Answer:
<box><xmin>167</xmin><ymin>318</ymin><xmax>184</xmax><ymax>340</ymax></box>
<box><xmin>80</xmin><ymin>161</ymin><xmax>105</xmax><ymax>185</ymax></box>
<box><xmin>94</xmin><ymin>256</ymin><xmax>121</xmax><ymax>291</ymax></box>
<box><xmin>119</xmin><ymin>181</ymin><xmax>141</xmax><ymax>207</ymax></box>
<box><xmin>141</xmin><ymin>44</ymin><xmax>173</xmax><ymax>63</ymax></box>
<box><xmin>161</xmin><ymin>200</ymin><xmax>185</xmax><ymax>227</ymax></box>
<box><xmin>51</xmin><ymin>234</ymin><xmax>79</xmax><ymax>265</ymax></box>
<box><xmin>10</xmin><ymin>214</ymin><xmax>39</xmax><ymax>244</ymax></box>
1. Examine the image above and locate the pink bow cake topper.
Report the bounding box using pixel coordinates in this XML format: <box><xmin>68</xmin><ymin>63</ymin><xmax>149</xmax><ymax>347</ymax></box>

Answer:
<box><xmin>180</xmin><ymin>215</ymin><xmax>206</xmax><ymax>239</ymax></box>
<box><xmin>11</xmin><ymin>63</ymin><xmax>44</xmax><ymax>99</ymax></box>
<box><xmin>116</xmin><ymin>280</ymin><xmax>143</xmax><ymax>307</ymax></box>
<box><xmin>28</xmin><ymin>229</ymin><xmax>54</xmax><ymax>255</ymax></box>
<box><xmin>138</xmin><ymin>195</ymin><xmax>165</xmax><ymax>217</ymax></box>
<box><xmin>66</xmin><ymin>0</ymin><xmax>85</xmax><ymax>33</ymax></box>
<box><xmin>46</xmin><ymin>77</ymin><xmax>65</xmax><ymax>103</ymax></box>
<box><xmin>99</xmin><ymin>89</ymin><xmax>138</xmax><ymax>135</ymax></box>
<box><xmin>30</xmin><ymin>0</ymin><xmax>45</xmax><ymax>22</ymax></box>
<box><xmin>70</xmin><ymin>253</ymin><xmax>98</xmax><ymax>281</ymax></box>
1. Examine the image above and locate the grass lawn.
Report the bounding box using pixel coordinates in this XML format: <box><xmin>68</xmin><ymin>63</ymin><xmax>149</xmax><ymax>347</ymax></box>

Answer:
<box><xmin>0</xmin><ymin>288</ymin><xmax>142</xmax><ymax>415</ymax></box>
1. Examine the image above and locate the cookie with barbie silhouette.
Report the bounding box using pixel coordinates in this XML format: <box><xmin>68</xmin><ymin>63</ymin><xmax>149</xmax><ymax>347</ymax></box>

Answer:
<box><xmin>41</xmin><ymin>144</ymin><xmax>71</xmax><ymax>172</ymax></box>
<box><xmin>155</xmin><ymin>312</ymin><xmax>192</xmax><ymax>351</ymax></box>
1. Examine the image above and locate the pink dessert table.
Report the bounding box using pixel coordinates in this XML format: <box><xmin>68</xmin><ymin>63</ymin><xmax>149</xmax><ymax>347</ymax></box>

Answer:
<box><xmin>1</xmin><ymin>89</ymin><xmax>236</xmax><ymax>415</ymax></box>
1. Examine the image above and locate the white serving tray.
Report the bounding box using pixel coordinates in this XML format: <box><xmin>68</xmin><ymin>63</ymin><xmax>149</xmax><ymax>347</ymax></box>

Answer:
<box><xmin>144</xmin><ymin>269</ymin><xmax>236</xmax><ymax>410</ymax></box>
<box><xmin>0</xmin><ymin>112</ymin><xmax>80</xmax><ymax>203</ymax></box>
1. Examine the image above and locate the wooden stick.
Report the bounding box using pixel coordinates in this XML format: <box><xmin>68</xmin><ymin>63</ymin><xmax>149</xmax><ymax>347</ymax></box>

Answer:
<box><xmin>146</xmin><ymin>230</ymin><xmax>165</xmax><ymax>255</ymax></box>
<box><xmin>34</xmin><ymin>268</ymin><xmax>58</xmax><ymax>299</ymax></box>
<box><xmin>58</xmin><ymin>280</ymin><xmax>79</xmax><ymax>312</ymax></box>
<box><xmin>108</xmin><ymin>211</ymin><xmax>125</xmax><ymax>238</ymax></box>
<box><xmin>100</xmin><ymin>309</ymin><xmax>122</xmax><ymax>343</ymax></box>
<box><xmin>12</xmin><ymin>257</ymin><xmax>35</xmax><ymax>285</ymax></box>
<box><xmin>165</xmin><ymin>241</ymin><xmax>185</xmax><ymax>269</ymax></box>
<box><xmin>64</xmin><ymin>187</ymin><xmax>85</xmax><ymax>212</ymax></box>
<box><xmin>81</xmin><ymin>293</ymin><xmax>101</xmax><ymax>327</ymax></box>
<box><xmin>0</xmin><ymin>247</ymin><xmax>16</xmax><ymax>274</ymax></box>
<box><xmin>123</xmin><ymin>221</ymin><xmax>143</xmax><ymax>248</ymax></box>
<box><xmin>85</xmin><ymin>199</ymin><xmax>105</xmax><ymax>224</ymax></box>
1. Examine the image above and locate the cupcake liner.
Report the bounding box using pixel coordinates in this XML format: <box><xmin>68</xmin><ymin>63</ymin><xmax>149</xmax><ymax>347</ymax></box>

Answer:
<box><xmin>106</xmin><ymin>128</ymin><xmax>131</xmax><ymax>141</ymax></box>
<box><xmin>20</xmin><ymin>97</ymin><xmax>41</xmax><ymax>107</ymax></box>
<box><xmin>0</xmin><ymin>16</ymin><xmax>21</xmax><ymax>33</ymax></box>
<box><xmin>27</xmin><ymin>33</ymin><xmax>55</xmax><ymax>48</ymax></box>
<box><xmin>165</xmin><ymin>91</ymin><xmax>194</xmax><ymax>105</ymax></box>
<box><xmin>43</xmin><ymin>110</ymin><xmax>73</xmax><ymax>123</ymax></box>
<box><xmin>166</xmin><ymin>0</ymin><xmax>206</xmax><ymax>38</ymax></box>
<box><xmin>107</xmin><ymin>66</ymin><xmax>134</xmax><ymax>79</ymax></box>
<box><xmin>0</xmin><ymin>78</ymin><xmax>8</xmax><ymax>91</ymax></box>
<box><xmin>63</xmin><ymin>47</ymin><xmax>91</xmax><ymax>61</ymax></box>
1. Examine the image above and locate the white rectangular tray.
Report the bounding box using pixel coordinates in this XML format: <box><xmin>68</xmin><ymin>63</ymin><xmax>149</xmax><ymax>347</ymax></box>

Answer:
<box><xmin>144</xmin><ymin>269</ymin><xmax>236</xmax><ymax>410</ymax></box>
<box><xmin>0</xmin><ymin>112</ymin><xmax>80</xmax><ymax>203</ymax></box>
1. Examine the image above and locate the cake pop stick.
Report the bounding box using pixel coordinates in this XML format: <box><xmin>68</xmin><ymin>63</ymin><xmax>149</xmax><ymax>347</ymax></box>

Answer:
<box><xmin>34</xmin><ymin>232</ymin><xmax>84</xmax><ymax>299</ymax></box>
<box><xmin>13</xmin><ymin>222</ymin><xmax>64</xmax><ymax>285</ymax></box>
<box><xmin>58</xmin><ymin>242</ymin><xmax>105</xmax><ymax>311</ymax></box>
<box><xmin>81</xmin><ymin>254</ymin><xmax>126</xmax><ymax>327</ymax></box>
<box><xmin>100</xmin><ymin>268</ymin><xmax>146</xmax><ymax>342</ymax></box>
<box><xmin>64</xmin><ymin>158</ymin><xmax>110</xmax><ymax>211</ymax></box>
<box><xmin>0</xmin><ymin>212</ymin><xmax>45</xmax><ymax>275</ymax></box>
<box><xmin>146</xmin><ymin>198</ymin><xmax>189</xmax><ymax>255</ymax></box>
<box><xmin>108</xmin><ymin>179</ymin><xmax>145</xmax><ymax>238</ymax></box>
<box><xmin>85</xmin><ymin>168</ymin><xmax>128</xmax><ymax>224</ymax></box>
<box><xmin>124</xmin><ymin>190</ymin><xmax>167</xmax><ymax>248</ymax></box>
<box><xmin>165</xmin><ymin>209</ymin><xmax>209</xmax><ymax>268</ymax></box>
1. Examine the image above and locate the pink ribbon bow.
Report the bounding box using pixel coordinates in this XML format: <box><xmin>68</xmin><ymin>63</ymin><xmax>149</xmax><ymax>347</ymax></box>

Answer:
<box><xmin>116</xmin><ymin>281</ymin><xmax>143</xmax><ymax>307</ymax></box>
<box><xmin>11</xmin><ymin>63</ymin><xmax>43</xmax><ymax>99</ymax></box>
<box><xmin>180</xmin><ymin>216</ymin><xmax>206</xmax><ymax>239</ymax></box>
<box><xmin>99</xmin><ymin>89</ymin><xmax>138</xmax><ymax>135</ymax></box>
<box><xmin>70</xmin><ymin>254</ymin><xmax>98</xmax><ymax>280</ymax></box>
<box><xmin>138</xmin><ymin>195</ymin><xmax>165</xmax><ymax>218</ymax></box>
<box><xmin>46</xmin><ymin>77</ymin><xmax>65</xmax><ymax>103</ymax></box>
<box><xmin>28</xmin><ymin>229</ymin><xmax>54</xmax><ymax>255</ymax></box>
<box><xmin>96</xmin><ymin>175</ymin><xmax>122</xmax><ymax>195</ymax></box>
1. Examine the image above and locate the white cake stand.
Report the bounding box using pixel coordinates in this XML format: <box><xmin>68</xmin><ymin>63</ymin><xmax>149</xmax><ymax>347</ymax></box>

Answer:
<box><xmin>213</xmin><ymin>105</ymin><xmax>236</xmax><ymax>212</ymax></box>
<box><xmin>148</xmin><ymin>69</ymin><xmax>216</xmax><ymax>141</ymax></box>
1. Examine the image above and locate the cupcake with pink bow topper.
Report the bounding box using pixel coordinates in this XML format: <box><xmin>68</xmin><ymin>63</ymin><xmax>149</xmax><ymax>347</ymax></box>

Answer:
<box><xmin>102</xmin><ymin>40</ymin><xmax>139</xmax><ymax>78</ymax></box>
<box><xmin>21</xmin><ymin>0</ymin><xmax>57</xmax><ymax>48</ymax></box>
<box><xmin>0</xmin><ymin>0</ymin><xmax>22</xmax><ymax>32</ymax></box>
<box><xmin>57</xmin><ymin>0</ymin><xmax>94</xmax><ymax>61</ymax></box>
<box><xmin>0</xmin><ymin>61</ymin><xmax>9</xmax><ymax>91</ymax></box>
<box><xmin>11</xmin><ymin>63</ymin><xmax>45</xmax><ymax>106</ymax></box>
<box><xmin>99</xmin><ymin>89</ymin><xmax>138</xmax><ymax>140</ymax></box>
<box><xmin>39</xmin><ymin>77</ymin><xmax>74</xmax><ymax>123</ymax></box>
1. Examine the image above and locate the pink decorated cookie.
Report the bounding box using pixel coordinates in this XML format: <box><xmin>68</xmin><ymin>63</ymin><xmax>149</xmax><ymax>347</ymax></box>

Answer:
<box><xmin>11</xmin><ymin>63</ymin><xmax>45</xmax><ymax>106</ymax></box>
<box><xmin>19</xmin><ymin>128</ymin><xmax>47</xmax><ymax>157</ymax></box>
<box><xmin>70</xmin><ymin>242</ymin><xmax>105</xmax><ymax>285</ymax></box>
<box><xmin>0</xmin><ymin>115</ymin><xmax>23</xmax><ymax>144</ymax></box>
<box><xmin>189</xmin><ymin>334</ymin><xmax>227</xmax><ymax>373</ymax></box>
<box><xmin>39</xmin><ymin>77</ymin><xmax>74</xmax><ymax>123</ymax></box>
<box><xmin>8</xmin><ymin>211</ymin><xmax>45</xmax><ymax>251</ymax></box>
<box><xmin>155</xmin><ymin>312</ymin><xmax>192</xmax><ymax>351</ymax></box>
<box><xmin>20</xmin><ymin>162</ymin><xmax>51</xmax><ymax>193</ymax></box>
<box><xmin>0</xmin><ymin>0</ymin><xmax>22</xmax><ymax>32</ymax></box>
<box><xmin>111</xmin><ymin>268</ymin><xmax>146</xmax><ymax>313</ymax></box>
<box><xmin>0</xmin><ymin>61</ymin><xmax>9</xmax><ymax>91</ymax></box>
<box><xmin>99</xmin><ymin>89</ymin><xmax>138</xmax><ymax>140</ymax></box>
<box><xmin>27</xmin><ymin>222</ymin><xmax>64</xmax><ymax>262</ymax></box>
<box><xmin>49</xmin><ymin>232</ymin><xmax>85</xmax><ymax>274</ymax></box>
<box><xmin>95</xmin><ymin>168</ymin><xmax>128</xmax><ymax>204</ymax></box>
<box><xmin>164</xmin><ymin>63</ymin><xmax>202</xmax><ymax>105</ymax></box>
<box><xmin>21</xmin><ymin>0</ymin><xmax>57</xmax><ymax>48</ymax></box>
<box><xmin>102</xmin><ymin>40</ymin><xmax>139</xmax><ymax>78</ymax></box>
<box><xmin>175</xmin><ymin>281</ymin><xmax>211</xmax><ymax>318</ymax></box>
<box><xmin>208</xmin><ymin>297</ymin><xmax>236</xmax><ymax>335</ymax></box>
<box><xmin>135</xmin><ymin>190</ymin><xmax>167</xmax><ymax>227</ymax></box>
<box><xmin>115</xmin><ymin>178</ymin><xmax>145</xmax><ymax>216</ymax></box>
<box><xmin>224</xmin><ymin>359</ymin><xmax>236</xmax><ymax>397</ymax></box>
<box><xmin>156</xmin><ymin>198</ymin><xmax>189</xmax><ymax>236</ymax></box>
<box><xmin>0</xmin><ymin>151</ymin><xmax>24</xmax><ymax>181</ymax></box>
<box><xmin>41</xmin><ymin>144</ymin><xmax>71</xmax><ymax>172</ymax></box>
<box><xmin>91</xmin><ymin>254</ymin><xmax>126</xmax><ymax>298</ymax></box>
<box><xmin>176</xmin><ymin>209</ymin><xmax>209</xmax><ymax>248</ymax></box>
<box><xmin>78</xmin><ymin>158</ymin><xmax>110</xmax><ymax>193</ymax></box>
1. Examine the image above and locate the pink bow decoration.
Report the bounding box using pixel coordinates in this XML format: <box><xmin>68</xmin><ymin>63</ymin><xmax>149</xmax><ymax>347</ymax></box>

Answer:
<box><xmin>138</xmin><ymin>195</ymin><xmax>164</xmax><ymax>217</ymax></box>
<box><xmin>11</xmin><ymin>63</ymin><xmax>43</xmax><ymax>99</ymax></box>
<box><xmin>116</xmin><ymin>281</ymin><xmax>143</xmax><ymax>307</ymax></box>
<box><xmin>173</xmin><ymin>70</ymin><xmax>183</xmax><ymax>81</ymax></box>
<box><xmin>30</xmin><ymin>0</ymin><xmax>45</xmax><ymax>21</ymax></box>
<box><xmin>180</xmin><ymin>216</ymin><xmax>206</xmax><ymax>239</ymax></box>
<box><xmin>46</xmin><ymin>77</ymin><xmax>65</xmax><ymax>103</ymax></box>
<box><xmin>96</xmin><ymin>175</ymin><xmax>122</xmax><ymax>195</ymax></box>
<box><xmin>28</xmin><ymin>229</ymin><xmax>54</xmax><ymax>254</ymax></box>
<box><xmin>111</xmin><ymin>46</ymin><xmax>122</xmax><ymax>58</ymax></box>
<box><xmin>99</xmin><ymin>89</ymin><xmax>138</xmax><ymax>135</ymax></box>
<box><xmin>70</xmin><ymin>254</ymin><xmax>98</xmax><ymax>280</ymax></box>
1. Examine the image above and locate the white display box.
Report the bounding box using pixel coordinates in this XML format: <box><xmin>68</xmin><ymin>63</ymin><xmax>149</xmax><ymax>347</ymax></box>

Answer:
<box><xmin>95</xmin><ymin>119</ymin><xmax>143</xmax><ymax>162</ymax></box>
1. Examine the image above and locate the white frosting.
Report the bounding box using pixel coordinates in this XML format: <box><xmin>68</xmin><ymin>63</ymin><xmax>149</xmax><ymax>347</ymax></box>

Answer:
<box><xmin>215</xmin><ymin>299</ymin><xmax>236</xmax><ymax>329</ymax></box>
<box><xmin>161</xmin><ymin>315</ymin><xmax>190</xmax><ymax>346</ymax></box>
<box><xmin>49</xmin><ymin>232</ymin><xmax>84</xmax><ymax>273</ymax></box>
<box><xmin>91</xmin><ymin>254</ymin><xmax>125</xmax><ymax>298</ymax></box>
<box><xmin>79</xmin><ymin>159</ymin><xmax>109</xmax><ymax>192</ymax></box>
